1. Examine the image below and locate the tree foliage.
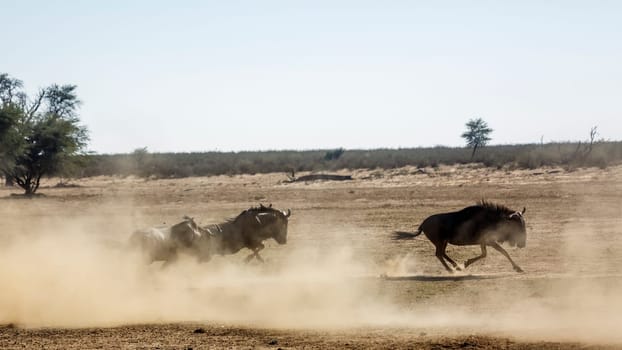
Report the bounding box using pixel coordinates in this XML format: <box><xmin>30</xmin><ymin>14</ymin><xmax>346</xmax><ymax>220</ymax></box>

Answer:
<box><xmin>0</xmin><ymin>73</ymin><xmax>89</xmax><ymax>195</ymax></box>
<box><xmin>461</xmin><ymin>117</ymin><xmax>493</xmax><ymax>159</ymax></box>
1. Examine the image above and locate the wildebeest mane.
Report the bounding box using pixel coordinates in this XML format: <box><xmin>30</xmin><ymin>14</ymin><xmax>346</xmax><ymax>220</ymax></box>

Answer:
<box><xmin>229</xmin><ymin>204</ymin><xmax>282</xmax><ymax>223</ymax></box>
<box><xmin>477</xmin><ymin>200</ymin><xmax>515</xmax><ymax>217</ymax></box>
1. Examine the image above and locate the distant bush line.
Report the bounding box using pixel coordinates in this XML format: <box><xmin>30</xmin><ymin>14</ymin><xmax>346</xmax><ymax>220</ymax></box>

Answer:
<box><xmin>73</xmin><ymin>141</ymin><xmax>622</xmax><ymax>179</ymax></box>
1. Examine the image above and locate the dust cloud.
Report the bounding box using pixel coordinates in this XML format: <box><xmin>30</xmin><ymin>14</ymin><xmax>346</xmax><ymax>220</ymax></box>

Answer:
<box><xmin>383</xmin><ymin>252</ymin><xmax>420</xmax><ymax>276</ymax></box>
<box><xmin>0</xmin><ymin>208</ymin><xmax>399</xmax><ymax>329</ymax></box>
<box><xmin>1</xmin><ymin>198</ymin><xmax>622</xmax><ymax>344</ymax></box>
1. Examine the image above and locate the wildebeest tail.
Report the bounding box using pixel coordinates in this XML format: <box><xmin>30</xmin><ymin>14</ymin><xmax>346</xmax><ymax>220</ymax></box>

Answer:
<box><xmin>392</xmin><ymin>228</ymin><xmax>423</xmax><ymax>240</ymax></box>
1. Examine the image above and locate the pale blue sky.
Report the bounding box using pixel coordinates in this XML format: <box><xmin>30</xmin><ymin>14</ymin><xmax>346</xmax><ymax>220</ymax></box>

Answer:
<box><xmin>3</xmin><ymin>1</ymin><xmax>621</xmax><ymax>153</ymax></box>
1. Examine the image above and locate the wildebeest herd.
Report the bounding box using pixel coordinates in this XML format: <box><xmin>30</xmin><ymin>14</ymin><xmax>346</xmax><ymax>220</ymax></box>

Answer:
<box><xmin>130</xmin><ymin>201</ymin><xmax>527</xmax><ymax>273</ymax></box>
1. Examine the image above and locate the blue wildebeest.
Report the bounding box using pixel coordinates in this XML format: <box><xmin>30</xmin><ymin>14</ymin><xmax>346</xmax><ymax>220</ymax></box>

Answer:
<box><xmin>195</xmin><ymin>204</ymin><xmax>291</xmax><ymax>263</ymax></box>
<box><xmin>393</xmin><ymin>201</ymin><xmax>527</xmax><ymax>273</ymax></box>
<box><xmin>129</xmin><ymin>216</ymin><xmax>203</xmax><ymax>265</ymax></box>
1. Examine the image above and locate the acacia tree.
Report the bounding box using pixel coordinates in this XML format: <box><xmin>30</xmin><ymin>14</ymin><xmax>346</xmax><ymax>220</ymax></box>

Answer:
<box><xmin>461</xmin><ymin>117</ymin><xmax>493</xmax><ymax>160</ymax></box>
<box><xmin>0</xmin><ymin>73</ymin><xmax>89</xmax><ymax>195</ymax></box>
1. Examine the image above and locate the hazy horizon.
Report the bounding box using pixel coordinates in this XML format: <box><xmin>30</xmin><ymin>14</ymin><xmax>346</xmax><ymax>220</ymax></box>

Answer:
<box><xmin>90</xmin><ymin>138</ymin><xmax>620</xmax><ymax>156</ymax></box>
<box><xmin>4</xmin><ymin>1</ymin><xmax>621</xmax><ymax>154</ymax></box>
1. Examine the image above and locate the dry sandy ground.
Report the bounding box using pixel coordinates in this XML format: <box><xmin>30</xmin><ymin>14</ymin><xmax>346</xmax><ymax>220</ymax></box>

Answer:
<box><xmin>1</xmin><ymin>164</ymin><xmax>621</xmax><ymax>349</ymax></box>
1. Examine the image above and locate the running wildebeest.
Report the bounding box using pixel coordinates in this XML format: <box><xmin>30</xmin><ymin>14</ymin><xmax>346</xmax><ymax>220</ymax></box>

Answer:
<box><xmin>195</xmin><ymin>204</ymin><xmax>291</xmax><ymax>263</ymax></box>
<box><xmin>129</xmin><ymin>205</ymin><xmax>291</xmax><ymax>265</ymax></box>
<box><xmin>129</xmin><ymin>216</ymin><xmax>203</xmax><ymax>265</ymax></box>
<box><xmin>393</xmin><ymin>201</ymin><xmax>526</xmax><ymax>273</ymax></box>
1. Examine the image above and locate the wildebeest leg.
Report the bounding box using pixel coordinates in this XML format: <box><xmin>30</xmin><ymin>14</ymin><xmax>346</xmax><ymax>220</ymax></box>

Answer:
<box><xmin>435</xmin><ymin>241</ymin><xmax>454</xmax><ymax>273</ymax></box>
<box><xmin>244</xmin><ymin>244</ymin><xmax>265</xmax><ymax>264</ymax></box>
<box><xmin>253</xmin><ymin>250</ymin><xmax>264</xmax><ymax>263</ymax></box>
<box><xmin>443</xmin><ymin>253</ymin><xmax>462</xmax><ymax>271</ymax></box>
<box><xmin>488</xmin><ymin>242</ymin><xmax>524</xmax><ymax>273</ymax></box>
<box><xmin>464</xmin><ymin>244</ymin><xmax>487</xmax><ymax>268</ymax></box>
<box><xmin>244</xmin><ymin>249</ymin><xmax>265</xmax><ymax>263</ymax></box>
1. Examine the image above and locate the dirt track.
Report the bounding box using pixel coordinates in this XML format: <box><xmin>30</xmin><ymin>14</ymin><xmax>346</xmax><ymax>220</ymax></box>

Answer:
<box><xmin>1</xmin><ymin>164</ymin><xmax>621</xmax><ymax>349</ymax></box>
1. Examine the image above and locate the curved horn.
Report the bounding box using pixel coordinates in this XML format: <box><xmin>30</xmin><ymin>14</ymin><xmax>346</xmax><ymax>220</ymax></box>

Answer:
<box><xmin>522</xmin><ymin>207</ymin><xmax>526</xmax><ymax>215</ymax></box>
<box><xmin>283</xmin><ymin>209</ymin><xmax>291</xmax><ymax>218</ymax></box>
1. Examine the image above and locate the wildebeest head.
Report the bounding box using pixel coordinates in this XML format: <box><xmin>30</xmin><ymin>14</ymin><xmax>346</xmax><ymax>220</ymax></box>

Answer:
<box><xmin>240</xmin><ymin>204</ymin><xmax>291</xmax><ymax>244</ymax></box>
<box><xmin>502</xmin><ymin>207</ymin><xmax>527</xmax><ymax>248</ymax></box>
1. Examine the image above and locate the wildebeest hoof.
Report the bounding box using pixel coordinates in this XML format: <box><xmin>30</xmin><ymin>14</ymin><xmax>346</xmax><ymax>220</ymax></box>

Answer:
<box><xmin>514</xmin><ymin>266</ymin><xmax>524</xmax><ymax>273</ymax></box>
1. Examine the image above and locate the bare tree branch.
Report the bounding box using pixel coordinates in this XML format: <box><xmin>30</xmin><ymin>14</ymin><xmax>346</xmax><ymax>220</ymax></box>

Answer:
<box><xmin>26</xmin><ymin>88</ymin><xmax>46</xmax><ymax>119</ymax></box>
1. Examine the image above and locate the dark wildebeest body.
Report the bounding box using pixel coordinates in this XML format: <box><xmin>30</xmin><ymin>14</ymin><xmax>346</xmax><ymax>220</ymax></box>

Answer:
<box><xmin>394</xmin><ymin>201</ymin><xmax>527</xmax><ymax>273</ymax></box>
<box><xmin>196</xmin><ymin>204</ymin><xmax>291</xmax><ymax>263</ymax></box>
